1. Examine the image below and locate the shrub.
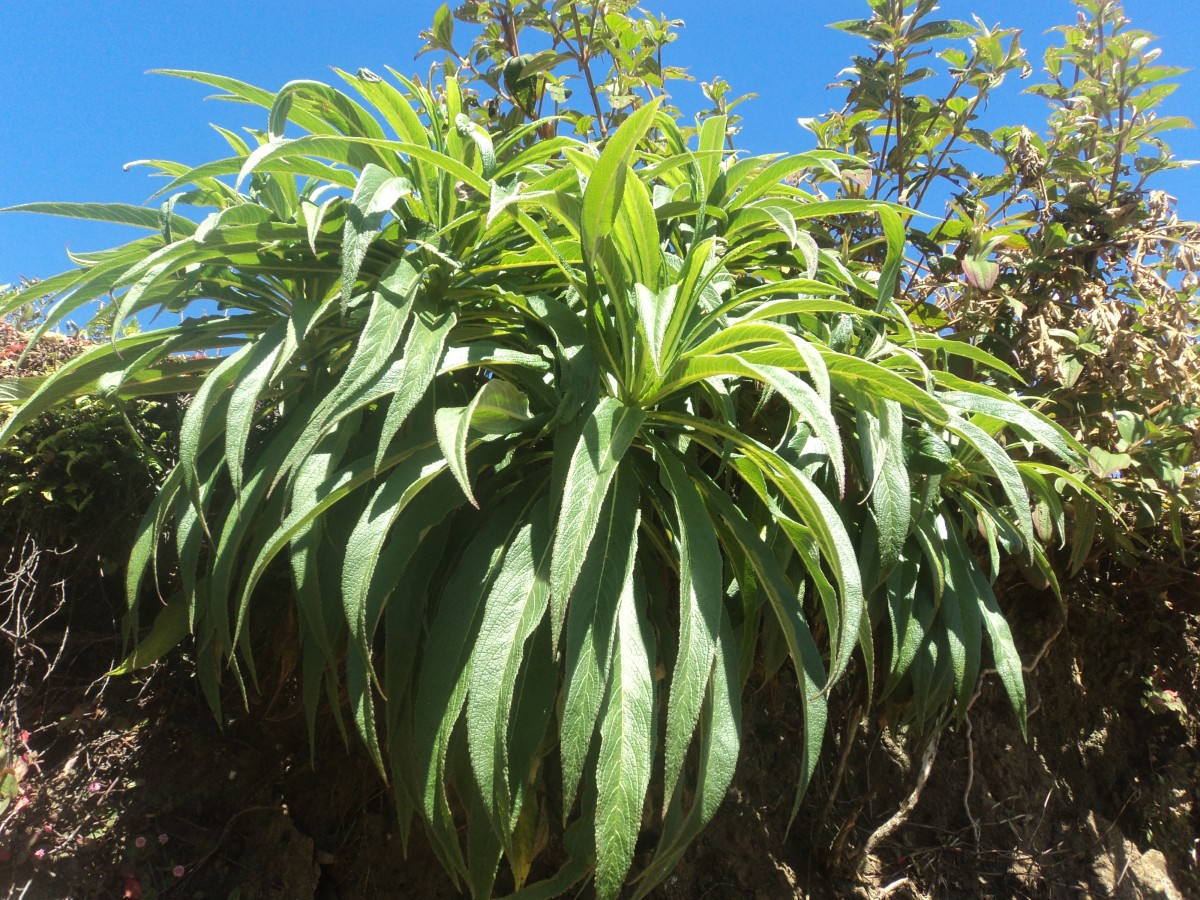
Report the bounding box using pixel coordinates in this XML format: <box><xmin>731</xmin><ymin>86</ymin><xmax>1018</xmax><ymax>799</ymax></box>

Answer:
<box><xmin>0</xmin><ymin>3</ymin><xmax>1105</xmax><ymax>896</ymax></box>
<box><xmin>803</xmin><ymin>0</ymin><xmax>1200</xmax><ymax>567</ymax></box>
<box><xmin>0</xmin><ymin>312</ymin><xmax>176</xmax><ymax>553</ymax></box>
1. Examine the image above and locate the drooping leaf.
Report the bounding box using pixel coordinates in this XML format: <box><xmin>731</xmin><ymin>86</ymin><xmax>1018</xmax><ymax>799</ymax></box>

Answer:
<box><xmin>550</xmin><ymin>397</ymin><xmax>645</xmax><ymax>646</ymax></box>
<box><xmin>594</xmin><ymin>570</ymin><xmax>656</xmax><ymax>900</ymax></box>
<box><xmin>655</xmin><ymin>445</ymin><xmax>722</xmax><ymax>806</ymax></box>
<box><xmin>560</xmin><ymin>470</ymin><xmax>641</xmax><ymax>816</ymax></box>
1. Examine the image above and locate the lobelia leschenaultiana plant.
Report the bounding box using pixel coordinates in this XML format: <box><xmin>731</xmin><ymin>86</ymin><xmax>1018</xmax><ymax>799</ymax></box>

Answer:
<box><xmin>0</xmin><ymin>58</ymin><xmax>1100</xmax><ymax>898</ymax></box>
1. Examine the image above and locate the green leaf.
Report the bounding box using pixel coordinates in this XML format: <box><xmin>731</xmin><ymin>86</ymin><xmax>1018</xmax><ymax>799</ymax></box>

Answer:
<box><xmin>653</xmin><ymin>408</ymin><xmax>862</xmax><ymax>686</ymax></box>
<box><xmin>0</xmin><ymin>317</ymin><xmax>252</xmax><ymax>443</ymax></box>
<box><xmin>2</xmin><ymin>201</ymin><xmax>197</xmax><ymax>236</ymax></box>
<box><xmin>883</xmin><ymin>550</ymin><xmax>921</xmax><ymax>687</ymax></box>
<box><xmin>856</xmin><ymin>398</ymin><xmax>911</xmax><ymax>579</ymax></box>
<box><xmin>469</xmin><ymin>379</ymin><xmax>534</xmax><ymax>434</ymax></box>
<box><xmin>934</xmin><ymin>516</ymin><xmax>981</xmax><ymax>715</ymax></box>
<box><xmin>580</xmin><ymin>99</ymin><xmax>663</xmax><ymax>261</ymax></box>
<box><xmin>635</xmin><ymin>283</ymin><xmax>675</xmax><ymax>376</ymax></box>
<box><xmin>954</xmin><ymin>526</ymin><xmax>1027</xmax><ymax>735</ymax></box>
<box><xmin>225</xmin><ymin>322</ymin><xmax>289</xmax><ymax>498</ymax></box>
<box><xmin>342</xmin><ymin>443</ymin><xmax>455</xmax><ymax>696</ymax></box>
<box><xmin>431</xmin><ymin>4</ymin><xmax>455</xmax><ymax>50</ymax></box>
<box><xmin>560</xmin><ymin>469</ymin><xmax>641</xmax><ymax>816</ymax></box>
<box><xmin>435</xmin><ymin>395</ymin><xmax>485</xmax><ymax>508</ymax></box>
<box><xmin>947</xmin><ymin>417</ymin><xmax>1036</xmax><ymax>556</ymax></box>
<box><xmin>693</xmin><ymin>467</ymin><xmax>826</xmax><ymax>806</ymax></box>
<box><xmin>613</xmin><ymin>169</ymin><xmax>663</xmax><ymax>292</ymax></box>
<box><xmin>435</xmin><ymin>380</ymin><xmax>535</xmax><ymax>505</ymax></box>
<box><xmin>108</xmin><ymin>595</ymin><xmax>189</xmax><ymax>675</ymax></box>
<box><xmin>466</xmin><ymin>768</ymin><xmax>505</xmax><ymax>900</ymax></box>
<box><xmin>342</xmin><ymin>164</ymin><xmax>413</xmax><ymax>304</ymax></box>
<box><xmin>940</xmin><ymin>391</ymin><xmax>1082</xmax><ymax>463</ymax></box>
<box><xmin>455</xmin><ymin>113</ymin><xmax>496</xmax><ymax>179</ymax></box>
<box><xmin>178</xmin><ymin>342</ymin><xmax>254</xmax><ymax>512</ymax></box>
<box><xmin>594</xmin><ymin>570</ymin><xmax>655</xmax><ymax>900</ymax></box>
<box><xmin>376</xmin><ymin>304</ymin><xmax>458</xmax><ymax>467</ymax></box>
<box><xmin>824</xmin><ymin>351</ymin><xmax>949</xmax><ymax>424</ymax></box>
<box><xmin>238</xmin><ymin>133</ymin><xmax>488</xmax><ymax>196</ymax></box>
<box><xmin>550</xmin><ymin>397</ymin><xmax>646</xmax><ymax>647</ymax></box>
<box><xmin>632</xmin><ymin>617</ymin><xmax>740</xmax><ymax>898</ymax></box>
<box><xmin>466</xmin><ymin>499</ymin><xmax>553</xmax><ymax>831</ymax></box>
<box><xmin>725</xmin><ymin>153</ymin><xmax>856</xmax><ymax>211</ymax></box>
<box><xmin>414</xmin><ymin>491</ymin><xmax>543</xmax><ymax>879</ymax></box>
<box><xmin>876</xmin><ymin>208</ymin><xmax>906</xmax><ymax>309</ymax></box>
<box><xmin>912</xmin><ymin>336</ymin><xmax>1023</xmax><ymax>382</ymax></box>
<box><xmin>333</xmin><ymin>260</ymin><xmax>422</xmax><ymax>401</ymax></box>
<box><xmin>741</xmin><ymin>359</ymin><xmax>846</xmax><ymax>495</ymax></box>
<box><xmin>193</xmin><ymin>204</ymin><xmax>273</xmax><ymax>244</ymax></box>
<box><xmin>656</xmin><ymin>445</ymin><xmax>722</xmax><ymax>807</ymax></box>
<box><xmin>910</xmin><ymin>19</ymin><xmax>976</xmax><ymax>41</ymax></box>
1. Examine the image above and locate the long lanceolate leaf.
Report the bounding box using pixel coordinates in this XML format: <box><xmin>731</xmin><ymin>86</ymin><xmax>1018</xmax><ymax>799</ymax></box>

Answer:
<box><xmin>579</xmin><ymin>99</ymin><xmax>663</xmax><ymax>263</ymax></box>
<box><xmin>550</xmin><ymin>397</ymin><xmax>646</xmax><ymax>646</ymax></box>
<box><xmin>559</xmin><ymin>470</ymin><xmax>641</xmax><ymax>818</ymax></box>
<box><xmin>594</xmin><ymin>569</ymin><xmax>656</xmax><ymax>900</ymax></box>
<box><xmin>342</xmin><ymin>446</ymin><xmax>459</xmax><ymax>677</ymax></box>
<box><xmin>946</xmin><ymin>416</ymin><xmax>1037</xmax><ymax>557</ymax></box>
<box><xmin>692</xmin><ymin>469</ymin><xmax>828</xmax><ymax>807</ymax></box>
<box><xmin>941</xmin><ymin>390</ymin><xmax>1084</xmax><ymax>464</ymax></box>
<box><xmin>414</xmin><ymin>490</ymin><xmax>544</xmax><ymax>880</ymax></box>
<box><xmin>655</xmin><ymin>445</ymin><xmax>723</xmax><ymax>807</ymax></box>
<box><xmin>0</xmin><ymin>201</ymin><xmax>198</xmax><ymax>235</ymax></box>
<box><xmin>271</xmin><ymin>297</ymin><xmax>452</xmax><ymax>493</ymax></box>
<box><xmin>342</xmin><ymin>165</ymin><xmax>413</xmax><ymax>304</ymax></box>
<box><xmin>856</xmin><ymin>397</ymin><xmax>911</xmax><ymax>581</ymax></box>
<box><xmin>946</xmin><ymin>523</ymin><xmax>1027</xmax><ymax>734</ymax></box>
<box><xmin>632</xmin><ymin>611</ymin><xmax>741</xmax><ymax>900</ymax></box>
<box><xmin>224</xmin><ymin>321</ymin><xmax>289</xmax><ymax>498</ymax></box>
<box><xmin>464</xmin><ymin>498</ymin><xmax>554</xmax><ymax>833</ymax></box>
<box><xmin>651</xmin><ymin>410</ymin><xmax>865</xmax><ymax>687</ymax></box>
<box><xmin>0</xmin><ymin>316</ymin><xmax>256</xmax><ymax>443</ymax></box>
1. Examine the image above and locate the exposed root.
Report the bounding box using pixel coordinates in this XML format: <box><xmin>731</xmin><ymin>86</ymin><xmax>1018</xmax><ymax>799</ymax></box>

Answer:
<box><xmin>963</xmin><ymin>714</ymin><xmax>980</xmax><ymax>852</ymax></box>
<box><xmin>855</xmin><ymin>731</ymin><xmax>941</xmax><ymax>883</ymax></box>
<box><xmin>817</xmin><ymin>700</ymin><xmax>864</xmax><ymax>829</ymax></box>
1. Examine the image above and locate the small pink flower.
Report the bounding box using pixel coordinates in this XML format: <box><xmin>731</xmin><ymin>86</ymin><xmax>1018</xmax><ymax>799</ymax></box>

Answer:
<box><xmin>34</xmin><ymin>848</ymin><xmax>46</xmax><ymax>860</ymax></box>
<box><xmin>157</xmin><ymin>833</ymin><xmax>169</xmax><ymax>845</ymax></box>
<box><xmin>87</xmin><ymin>781</ymin><xmax>102</xmax><ymax>793</ymax></box>
<box><xmin>173</xmin><ymin>865</ymin><xmax>185</xmax><ymax>878</ymax></box>
<box><xmin>18</xmin><ymin>730</ymin><xmax>30</xmax><ymax>744</ymax></box>
<box><xmin>135</xmin><ymin>836</ymin><xmax>147</xmax><ymax>848</ymax></box>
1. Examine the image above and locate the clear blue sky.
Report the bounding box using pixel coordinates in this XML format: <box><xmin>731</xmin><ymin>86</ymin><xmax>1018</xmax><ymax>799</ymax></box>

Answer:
<box><xmin>2</xmin><ymin>0</ymin><xmax>1197</xmax><ymax>287</ymax></box>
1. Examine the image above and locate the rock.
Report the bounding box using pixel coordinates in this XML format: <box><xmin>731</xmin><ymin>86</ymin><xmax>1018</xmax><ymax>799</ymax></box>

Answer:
<box><xmin>1089</xmin><ymin>813</ymin><xmax>1183</xmax><ymax>900</ymax></box>
<box><xmin>233</xmin><ymin>808</ymin><xmax>318</xmax><ymax>899</ymax></box>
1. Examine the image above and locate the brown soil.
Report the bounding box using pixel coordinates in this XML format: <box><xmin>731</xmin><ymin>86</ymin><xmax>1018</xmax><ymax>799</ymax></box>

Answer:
<box><xmin>2</xmin><ymin>545</ymin><xmax>1197</xmax><ymax>899</ymax></box>
<box><xmin>667</xmin><ymin>572</ymin><xmax>1198</xmax><ymax>900</ymax></box>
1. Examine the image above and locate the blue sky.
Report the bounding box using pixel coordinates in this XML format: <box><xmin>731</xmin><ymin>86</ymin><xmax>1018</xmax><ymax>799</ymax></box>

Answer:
<box><xmin>1</xmin><ymin>0</ymin><xmax>1197</xmax><ymax>288</ymax></box>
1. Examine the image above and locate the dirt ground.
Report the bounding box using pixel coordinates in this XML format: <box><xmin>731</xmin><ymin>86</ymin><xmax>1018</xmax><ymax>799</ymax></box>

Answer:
<box><xmin>2</xmin><ymin>541</ymin><xmax>1196</xmax><ymax>899</ymax></box>
<box><xmin>667</xmin><ymin>570</ymin><xmax>1198</xmax><ymax>900</ymax></box>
